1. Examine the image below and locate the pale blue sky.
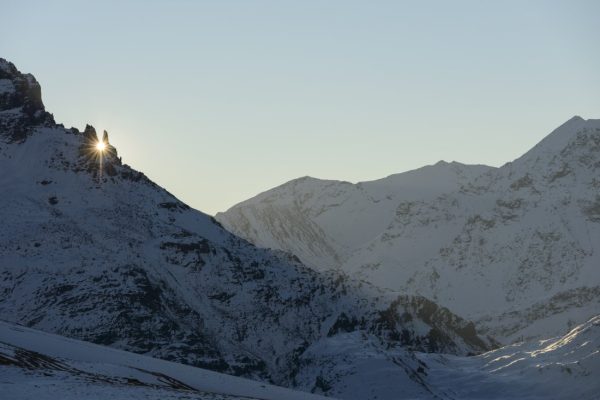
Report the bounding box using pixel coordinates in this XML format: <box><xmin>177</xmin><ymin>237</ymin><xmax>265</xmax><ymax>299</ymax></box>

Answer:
<box><xmin>2</xmin><ymin>0</ymin><xmax>599</xmax><ymax>214</ymax></box>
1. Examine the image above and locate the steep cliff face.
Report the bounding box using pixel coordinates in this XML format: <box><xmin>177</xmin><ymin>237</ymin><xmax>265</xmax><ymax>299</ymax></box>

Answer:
<box><xmin>217</xmin><ymin>117</ymin><xmax>600</xmax><ymax>343</ymax></box>
<box><xmin>0</xmin><ymin>59</ymin><xmax>54</xmax><ymax>143</ymax></box>
<box><xmin>0</xmin><ymin>58</ymin><xmax>492</xmax><ymax>399</ymax></box>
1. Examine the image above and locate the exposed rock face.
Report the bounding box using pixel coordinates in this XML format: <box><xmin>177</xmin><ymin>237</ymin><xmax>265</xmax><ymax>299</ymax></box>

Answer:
<box><xmin>0</xmin><ymin>58</ymin><xmax>54</xmax><ymax>143</ymax></box>
<box><xmin>0</xmin><ymin>59</ymin><xmax>492</xmax><ymax>399</ymax></box>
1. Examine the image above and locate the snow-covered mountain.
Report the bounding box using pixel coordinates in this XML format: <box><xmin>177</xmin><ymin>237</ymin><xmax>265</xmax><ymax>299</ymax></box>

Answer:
<box><xmin>217</xmin><ymin>117</ymin><xmax>600</xmax><ymax>343</ymax></box>
<box><xmin>217</xmin><ymin>162</ymin><xmax>493</xmax><ymax>270</ymax></box>
<box><xmin>0</xmin><ymin>58</ymin><xmax>495</xmax><ymax>399</ymax></box>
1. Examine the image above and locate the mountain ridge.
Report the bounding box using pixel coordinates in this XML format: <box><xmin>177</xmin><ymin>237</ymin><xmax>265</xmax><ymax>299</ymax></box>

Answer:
<box><xmin>217</xmin><ymin>115</ymin><xmax>600</xmax><ymax>343</ymax></box>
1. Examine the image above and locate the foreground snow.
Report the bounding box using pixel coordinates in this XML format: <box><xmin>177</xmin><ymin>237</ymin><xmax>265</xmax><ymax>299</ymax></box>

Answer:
<box><xmin>0</xmin><ymin>320</ymin><xmax>329</xmax><ymax>400</ymax></box>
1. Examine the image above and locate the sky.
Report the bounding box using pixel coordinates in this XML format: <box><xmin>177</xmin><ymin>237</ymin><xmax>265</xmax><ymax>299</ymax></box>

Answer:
<box><xmin>1</xmin><ymin>0</ymin><xmax>599</xmax><ymax>215</ymax></box>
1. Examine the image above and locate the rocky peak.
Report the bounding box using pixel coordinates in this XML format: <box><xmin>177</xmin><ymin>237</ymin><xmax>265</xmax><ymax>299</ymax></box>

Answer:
<box><xmin>77</xmin><ymin>124</ymin><xmax>121</xmax><ymax>176</ymax></box>
<box><xmin>82</xmin><ymin>124</ymin><xmax>98</xmax><ymax>141</ymax></box>
<box><xmin>0</xmin><ymin>58</ymin><xmax>54</xmax><ymax>143</ymax></box>
<box><xmin>0</xmin><ymin>58</ymin><xmax>130</xmax><ymax>184</ymax></box>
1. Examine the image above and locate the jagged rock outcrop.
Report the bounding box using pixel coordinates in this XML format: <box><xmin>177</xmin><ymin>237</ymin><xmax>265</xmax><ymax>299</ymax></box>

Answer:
<box><xmin>77</xmin><ymin>124</ymin><xmax>119</xmax><ymax>176</ymax></box>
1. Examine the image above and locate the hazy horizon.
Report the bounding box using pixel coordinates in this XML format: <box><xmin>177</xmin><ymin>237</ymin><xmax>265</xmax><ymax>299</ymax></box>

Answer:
<box><xmin>2</xmin><ymin>0</ymin><xmax>599</xmax><ymax>215</ymax></box>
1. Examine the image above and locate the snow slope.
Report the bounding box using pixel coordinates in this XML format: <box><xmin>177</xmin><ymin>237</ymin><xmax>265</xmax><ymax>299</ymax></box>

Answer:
<box><xmin>420</xmin><ymin>314</ymin><xmax>600</xmax><ymax>400</ymax></box>
<box><xmin>0</xmin><ymin>320</ymin><xmax>329</xmax><ymax>400</ymax></box>
<box><xmin>217</xmin><ymin>117</ymin><xmax>600</xmax><ymax>343</ymax></box>
<box><xmin>3</xmin><ymin>315</ymin><xmax>599</xmax><ymax>400</ymax></box>
<box><xmin>297</xmin><ymin>315</ymin><xmax>600</xmax><ymax>400</ymax></box>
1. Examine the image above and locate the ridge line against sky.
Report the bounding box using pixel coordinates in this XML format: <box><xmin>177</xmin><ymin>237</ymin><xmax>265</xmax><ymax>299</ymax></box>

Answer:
<box><xmin>1</xmin><ymin>0</ymin><xmax>599</xmax><ymax>215</ymax></box>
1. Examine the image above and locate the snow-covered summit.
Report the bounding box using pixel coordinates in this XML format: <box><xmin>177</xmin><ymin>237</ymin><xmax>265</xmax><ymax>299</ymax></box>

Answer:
<box><xmin>512</xmin><ymin>115</ymin><xmax>588</xmax><ymax>163</ymax></box>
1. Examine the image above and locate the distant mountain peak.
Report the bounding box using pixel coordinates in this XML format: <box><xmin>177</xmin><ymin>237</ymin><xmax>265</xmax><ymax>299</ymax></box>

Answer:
<box><xmin>566</xmin><ymin>115</ymin><xmax>584</xmax><ymax>123</ymax></box>
<box><xmin>433</xmin><ymin>160</ymin><xmax>453</xmax><ymax>166</ymax></box>
<box><xmin>514</xmin><ymin>116</ymin><xmax>598</xmax><ymax>165</ymax></box>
